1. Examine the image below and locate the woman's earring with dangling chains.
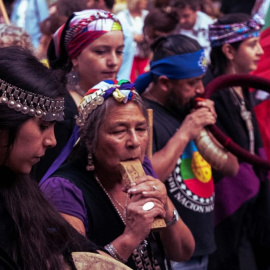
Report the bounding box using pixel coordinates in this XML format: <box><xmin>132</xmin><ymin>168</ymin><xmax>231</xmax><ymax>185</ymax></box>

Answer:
<box><xmin>66</xmin><ymin>68</ymin><xmax>80</xmax><ymax>87</ymax></box>
<box><xmin>86</xmin><ymin>153</ymin><xmax>95</xmax><ymax>171</ymax></box>
<box><xmin>66</xmin><ymin>68</ymin><xmax>85</xmax><ymax>96</ymax></box>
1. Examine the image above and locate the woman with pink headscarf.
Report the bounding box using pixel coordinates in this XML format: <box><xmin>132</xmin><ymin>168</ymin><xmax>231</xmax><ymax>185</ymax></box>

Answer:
<box><xmin>33</xmin><ymin>9</ymin><xmax>125</xmax><ymax>182</ymax></box>
<box><xmin>49</xmin><ymin>9</ymin><xmax>124</xmax><ymax>104</ymax></box>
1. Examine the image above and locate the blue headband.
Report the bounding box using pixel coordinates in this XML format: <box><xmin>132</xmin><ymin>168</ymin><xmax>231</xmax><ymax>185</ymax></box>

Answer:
<box><xmin>135</xmin><ymin>49</ymin><xmax>207</xmax><ymax>94</ymax></box>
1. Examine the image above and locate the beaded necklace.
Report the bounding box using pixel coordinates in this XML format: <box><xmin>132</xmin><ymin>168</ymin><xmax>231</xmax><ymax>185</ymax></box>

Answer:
<box><xmin>95</xmin><ymin>175</ymin><xmax>160</xmax><ymax>270</ymax></box>
<box><xmin>95</xmin><ymin>175</ymin><xmax>127</xmax><ymax>224</ymax></box>
<box><xmin>229</xmin><ymin>87</ymin><xmax>254</xmax><ymax>154</ymax></box>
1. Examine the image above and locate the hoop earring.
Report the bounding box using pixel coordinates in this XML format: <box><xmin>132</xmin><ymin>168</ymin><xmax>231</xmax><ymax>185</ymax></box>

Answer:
<box><xmin>86</xmin><ymin>153</ymin><xmax>95</xmax><ymax>171</ymax></box>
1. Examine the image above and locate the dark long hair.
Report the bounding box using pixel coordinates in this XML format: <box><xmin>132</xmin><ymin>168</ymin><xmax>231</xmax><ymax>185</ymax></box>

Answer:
<box><xmin>47</xmin><ymin>13</ymin><xmax>74</xmax><ymax>73</ymax></box>
<box><xmin>0</xmin><ymin>46</ymin><xmax>65</xmax><ymax>160</ymax></box>
<box><xmin>209</xmin><ymin>13</ymin><xmax>251</xmax><ymax>77</ymax></box>
<box><xmin>0</xmin><ymin>47</ymin><xmax>98</xmax><ymax>269</ymax></box>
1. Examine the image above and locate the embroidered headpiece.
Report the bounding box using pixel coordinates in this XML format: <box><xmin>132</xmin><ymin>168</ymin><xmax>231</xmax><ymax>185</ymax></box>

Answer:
<box><xmin>76</xmin><ymin>80</ymin><xmax>136</xmax><ymax>126</ymax></box>
<box><xmin>135</xmin><ymin>49</ymin><xmax>206</xmax><ymax>94</ymax></box>
<box><xmin>0</xmin><ymin>78</ymin><xmax>64</xmax><ymax>121</ymax></box>
<box><xmin>209</xmin><ymin>14</ymin><xmax>264</xmax><ymax>47</ymax></box>
<box><xmin>52</xmin><ymin>9</ymin><xmax>122</xmax><ymax>60</ymax></box>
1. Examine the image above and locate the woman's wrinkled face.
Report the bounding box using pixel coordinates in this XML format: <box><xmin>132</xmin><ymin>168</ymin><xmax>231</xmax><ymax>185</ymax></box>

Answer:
<box><xmin>72</xmin><ymin>31</ymin><xmax>124</xmax><ymax>91</ymax></box>
<box><xmin>94</xmin><ymin>102</ymin><xmax>148</xmax><ymax>174</ymax></box>
<box><xmin>231</xmin><ymin>36</ymin><xmax>264</xmax><ymax>74</ymax></box>
<box><xmin>0</xmin><ymin>118</ymin><xmax>56</xmax><ymax>174</ymax></box>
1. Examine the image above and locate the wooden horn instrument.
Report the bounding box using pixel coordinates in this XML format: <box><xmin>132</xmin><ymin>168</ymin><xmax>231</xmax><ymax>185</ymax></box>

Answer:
<box><xmin>118</xmin><ymin>108</ymin><xmax>166</xmax><ymax>231</ymax></box>
<box><xmin>118</xmin><ymin>159</ymin><xmax>166</xmax><ymax>231</ymax></box>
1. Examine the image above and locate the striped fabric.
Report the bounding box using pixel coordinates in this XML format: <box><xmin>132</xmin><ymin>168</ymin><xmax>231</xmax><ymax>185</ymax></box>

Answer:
<box><xmin>52</xmin><ymin>9</ymin><xmax>122</xmax><ymax>59</ymax></box>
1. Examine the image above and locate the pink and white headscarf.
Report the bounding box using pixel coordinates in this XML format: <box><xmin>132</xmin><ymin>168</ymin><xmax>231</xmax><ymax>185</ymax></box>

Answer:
<box><xmin>52</xmin><ymin>9</ymin><xmax>122</xmax><ymax>60</ymax></box>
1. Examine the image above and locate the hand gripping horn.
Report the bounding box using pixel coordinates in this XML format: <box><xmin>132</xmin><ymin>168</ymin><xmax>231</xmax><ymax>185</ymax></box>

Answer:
<box><xmin>203</xmin><ymin>73</ymin><xmax>270</xmax><ymax>170</ymax></box>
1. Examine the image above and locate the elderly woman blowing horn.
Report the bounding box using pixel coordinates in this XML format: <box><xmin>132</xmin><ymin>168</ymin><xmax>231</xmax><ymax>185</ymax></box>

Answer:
<box><xmin>40</xmin><ymin>80</ymin><xmax>195</xmax><ymax>269</ymax></box>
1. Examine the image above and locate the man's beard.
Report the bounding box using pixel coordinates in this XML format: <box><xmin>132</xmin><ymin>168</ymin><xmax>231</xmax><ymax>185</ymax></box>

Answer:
<box><xmin>165</xmin><ymin>91</ymin><xmax>195</xmax><ymax>118</ymax></box>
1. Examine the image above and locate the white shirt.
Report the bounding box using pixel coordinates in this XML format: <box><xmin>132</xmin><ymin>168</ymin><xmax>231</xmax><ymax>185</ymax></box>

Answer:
<box><xmin>15</xmin><ymin>0</ymin><xmax>28</xmax><ymax>28</ymax></box>
<box><xmin>178</xmin><ymin>11</ymin><xmax>214</xmax><ymax>63</ymax></box>
<box><xmin>117</xmin><ymin>9</ymin><xmax>148</xmax><ymax>56</ymax></box>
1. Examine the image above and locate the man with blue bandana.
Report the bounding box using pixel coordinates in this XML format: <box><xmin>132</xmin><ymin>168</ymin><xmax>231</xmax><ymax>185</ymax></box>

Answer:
<box><xmin>135</xmin><ymin>34</ymin><xmax>238</xmax><ymax>270</ymax></box>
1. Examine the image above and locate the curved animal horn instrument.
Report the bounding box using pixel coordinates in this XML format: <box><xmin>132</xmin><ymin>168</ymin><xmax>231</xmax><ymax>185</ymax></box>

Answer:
<box><xmin>196</xmin><ymin>73</ymin><xmax>270</xmax><ymax>170</ymax></box>
<box><xmin>193</xmin><ymin>97</ymin><xmax>229</xmax><ymax>170</ymax></box>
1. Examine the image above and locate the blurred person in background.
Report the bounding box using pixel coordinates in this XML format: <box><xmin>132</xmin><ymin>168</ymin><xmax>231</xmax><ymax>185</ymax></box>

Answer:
<box><xmin>10</xmin><ymin>0</ymin><xmax>49</xmax><ymax>48</ymax></box>
<box><xmin>0</xmin><ymin>23</ymin><xmax>33</xmax><ymax>50</ymax></box>
<box><xmin>36</xmin><ymin>13</ymin><xmax>66</xmax><ymax>62</ymax></box>
<box><xmin>251</xmin><ymin>0</ymin><xmax>270</xmax><ymax>18</ymax></box>
<box><xmin>143</xmin><ymin>7</ymin><xmax>179</xmax><ymax>46</ymax></box>
<box><xmin>251</xmin><ymin>5</ymin><xmax>270</xmax><ymax>160</ymax></box>
<box><xmin>171</xmin><ymin>0</ymin><xmax>214</xmax><ymax>63</ymax></box>
<box><xmin>117</xmin><ymin>0</ymin><xmax>150</xmax><ymax>82</ymax></box>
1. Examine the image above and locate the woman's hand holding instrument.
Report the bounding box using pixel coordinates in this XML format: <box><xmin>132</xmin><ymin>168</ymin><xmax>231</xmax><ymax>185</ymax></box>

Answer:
<box><xmin>119</xmin><ymin>159</ymin><xmax>166</xmax><ymax>231</ymax></box>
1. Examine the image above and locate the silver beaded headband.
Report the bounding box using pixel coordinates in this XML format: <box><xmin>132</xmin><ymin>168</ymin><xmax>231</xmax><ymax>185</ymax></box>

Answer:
<box><xmin>0</xmin><ymin>78</ymin><xmax>65</xmax><ymax>121</ymax></box>
<box><xmin>76</xmin><ymin>80</ymin><xmax>136</xmax><ymax>127</ymax></box>
<box><xmin>76</xmin><ymin>87</ymin><xmax>106</xmax><ymax>127</ymax></box>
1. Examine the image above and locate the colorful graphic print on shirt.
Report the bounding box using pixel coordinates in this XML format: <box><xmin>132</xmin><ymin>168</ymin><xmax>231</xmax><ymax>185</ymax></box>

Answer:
<box><xmin>167</xmin><ymin>141</ymin><xmax>215</xmax><ymax>213</ymax></box>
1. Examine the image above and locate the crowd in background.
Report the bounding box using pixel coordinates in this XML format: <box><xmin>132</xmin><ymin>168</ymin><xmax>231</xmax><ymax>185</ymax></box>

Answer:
<box><xmin>0</xmin><ymin>0</ymin><xmax>268</xmax><ymax>77</ymax></box>
<box><xmin>1</xmin><ymin>0</ymin><xmax>269</xmax><ymax>80</ymax></box>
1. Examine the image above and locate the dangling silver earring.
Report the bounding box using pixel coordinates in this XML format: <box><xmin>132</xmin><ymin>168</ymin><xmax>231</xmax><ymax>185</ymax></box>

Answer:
<box><xmin>66</xmin><ymin>68</ymin><xmax>85</xmax><ymax>96</ymax></box>
<box><xmin>86</xmin><ymin>153</ymin><xmax>95</xmax><ymax>171</ymax></box>
<box><xmin>66</xmin><ymin>68</ymin><xmax>80</xmax><ymax>86</ymax></box>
